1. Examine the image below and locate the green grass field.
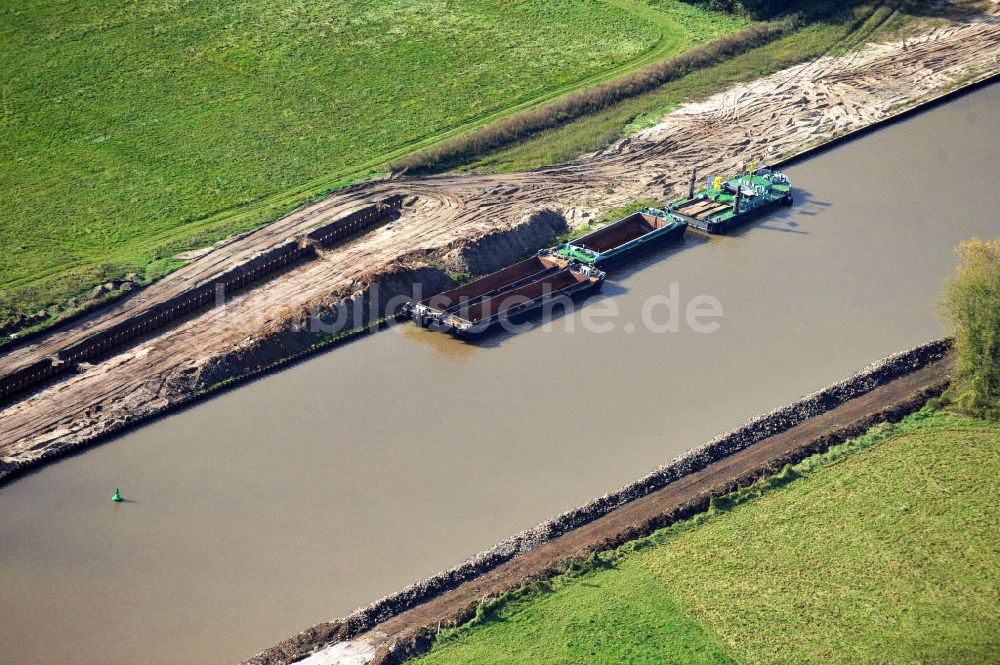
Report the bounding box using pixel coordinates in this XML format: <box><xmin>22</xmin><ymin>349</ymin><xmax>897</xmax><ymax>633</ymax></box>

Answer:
<box><xmin>0</xmin><ymin>0</ymin><xmax>750</xmax><ymax>323</ymax></box>
<box><xmin>416</xmin><ymin>409</ymin><xmax>1000</xmax><ymax>664</ymax></box>
<box><xmin>458</xmin><ymin>1</ymin><xmax>942</xmax><ymax>172</ymax></box>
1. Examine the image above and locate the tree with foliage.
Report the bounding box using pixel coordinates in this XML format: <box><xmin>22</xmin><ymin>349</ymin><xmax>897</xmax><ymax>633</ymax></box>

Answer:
<box><xmin>940</xmin><ymin>237</ymin><xmax>1000</xmax><ymax>417</ymax></box>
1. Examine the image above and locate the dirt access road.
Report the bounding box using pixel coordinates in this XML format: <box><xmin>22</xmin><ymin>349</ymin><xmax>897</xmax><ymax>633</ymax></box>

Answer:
<box><xmin>1</xmin><ymin>11</ymin><xmax>998</xmax><ymax>477</ymax></box>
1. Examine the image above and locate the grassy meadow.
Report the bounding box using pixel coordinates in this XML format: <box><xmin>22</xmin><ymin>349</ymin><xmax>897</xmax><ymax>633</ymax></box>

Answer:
<box><xmin>458</xmin><ymin>0</ymin><xmax>945</xmax><ymax>172</ymax></box>
<box><xmin>0</xmin><ymin>0</ymin><xmax>750</xmax><ymax>325</ymax></box>
<box><xmin>416</xmin><ymin>409</ymin><xmax>1000</xmax><ymax>664</ymax></box>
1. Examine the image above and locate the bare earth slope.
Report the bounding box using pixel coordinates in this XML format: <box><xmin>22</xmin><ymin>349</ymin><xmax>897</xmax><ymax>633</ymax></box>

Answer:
<box><xmin>1</xmin><ymin>14</ymin><xmax>998</xmax><ymax>475</ymax></box>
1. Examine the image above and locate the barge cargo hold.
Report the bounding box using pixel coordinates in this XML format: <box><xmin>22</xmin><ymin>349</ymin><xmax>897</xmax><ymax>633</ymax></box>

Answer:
<box><xmin>668</xmin><ymin>166</ymin><xmax>792</xmax><ymax>234</ymax></box>
<box><xmin>550</xmin><ymin>211</ymin><xmax>686</xmax><ymax>267</ymax></box>
<box><xmin>404</xmin><ymin>256</ymin><xmax>605</xmax><ymax>337</ymax></box>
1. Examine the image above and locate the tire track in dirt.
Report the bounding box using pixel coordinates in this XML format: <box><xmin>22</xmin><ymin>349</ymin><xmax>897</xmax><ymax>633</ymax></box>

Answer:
<box><xmin>0</xmin><ymin>15</ymin><xmax>997</xmax><ymax>478</ymax></box>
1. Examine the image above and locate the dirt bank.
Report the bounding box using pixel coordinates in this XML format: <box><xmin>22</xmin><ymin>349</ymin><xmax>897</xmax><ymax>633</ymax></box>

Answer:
<box><xmin>1</xmin><ymin>15</ymin><xmax>998</xmax><ymax>480</ymax></box>
<box><xmin>243</xmin><ymin>341</ymin><xmax>954</xmax><ymax>665</ymax></box>
<box><xmin>0</xmin><ymin>206</ymin><xmax>567</xmax><ymax>485</ymax></box>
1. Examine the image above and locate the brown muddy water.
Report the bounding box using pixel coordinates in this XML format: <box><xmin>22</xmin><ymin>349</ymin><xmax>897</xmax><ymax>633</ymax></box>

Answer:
<box><xmin>2</xmin><ymin>84</ymin><xmax>998</xmax><ymax>665</ymax></box>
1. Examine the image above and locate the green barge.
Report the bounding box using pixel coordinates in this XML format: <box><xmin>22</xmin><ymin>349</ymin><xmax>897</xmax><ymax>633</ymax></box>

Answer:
<box><xmin>549</xmin><ymin>211</ymin><xmax>686</xmax><ymax>267</ymax></box>
<box><xmin>667</xmin><ymin>165</ymin><xmax>792</xmax><ymax>234</ymax></box>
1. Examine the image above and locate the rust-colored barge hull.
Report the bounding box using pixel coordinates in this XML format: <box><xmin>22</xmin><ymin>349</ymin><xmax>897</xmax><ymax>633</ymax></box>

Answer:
<box><xmin>405</xmin><ymin>256</ymin><xmax>604</xmax><ymax>336</ymax></box>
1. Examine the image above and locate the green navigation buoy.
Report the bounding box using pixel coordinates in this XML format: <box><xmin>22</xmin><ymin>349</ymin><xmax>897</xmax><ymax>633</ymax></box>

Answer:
<box><xmin>112</xmin><ymin>487</ymin><xmax>123</xmax><ymax>502</ymax></box>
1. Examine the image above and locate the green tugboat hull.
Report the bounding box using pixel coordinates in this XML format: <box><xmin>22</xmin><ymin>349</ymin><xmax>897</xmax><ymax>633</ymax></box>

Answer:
<box><xmin>671</xmin><ymin>193</ymin><xmax>791</xmax><ymax>234</ymax></box>
<box><xmin>668</xmin><ymin>166</ymin><xmax>792</xmax><ymax>234</ymax></box>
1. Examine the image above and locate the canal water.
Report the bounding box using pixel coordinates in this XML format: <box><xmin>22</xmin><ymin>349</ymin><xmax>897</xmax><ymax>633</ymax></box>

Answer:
<box><xmin>1</xmin><ymin>83</ymin><xmax>997</xmax><ymax>665</ymax></box>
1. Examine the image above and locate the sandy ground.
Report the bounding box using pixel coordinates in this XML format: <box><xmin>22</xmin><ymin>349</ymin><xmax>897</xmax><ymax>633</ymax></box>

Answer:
<box><xmin>297</xmin><ymin>634</ymin><xmax>385</xmax><ymax>665</ymax></box>
<box><xmin>1</xmin><ymin>12</ymin><xmax>998</xmax><ymax>476</ymax></box>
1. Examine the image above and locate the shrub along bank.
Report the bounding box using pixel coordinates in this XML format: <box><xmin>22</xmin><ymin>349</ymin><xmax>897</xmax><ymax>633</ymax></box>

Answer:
<box><xmin>940</xmin><ymin>237</ymin><xmax>1000</xmax><ymax>417</ymax></box>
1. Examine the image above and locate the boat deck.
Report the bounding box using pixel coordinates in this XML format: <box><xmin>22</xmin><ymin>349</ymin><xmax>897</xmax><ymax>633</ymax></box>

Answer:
<box><xmin>406</xmin><ymin>255</ymin><xmax>604</xmax><ymax>335</ymax></box>
<box><xmin>420</xmin><ymin>256</ymin><xmax>563</xmax><ymax>314</ymax></box>
<box><xmin>569</xmin><ymin>212</ymin><xmax>674</xmax><ymax>252</ymax></box>
<box><xmin>678</xmin><ymin>199</ymin><xmax>730</xmax><ymax>220</ymax></box>
<box><xmin>460</xmin><ymin>269</ymin><xmax>586</xmax><ymax>324</ymax></box>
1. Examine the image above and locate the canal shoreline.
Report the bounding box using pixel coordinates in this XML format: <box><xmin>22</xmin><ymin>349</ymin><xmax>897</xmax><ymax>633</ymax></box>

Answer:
<box><xmin>770</xmin><ymin>69</ymin><xmax>1000</xmax><ymax>169</ymax></box>
<box><xmin>1</xmin><ymin>19</ymin><xmax>997</xmax><ymax>485</ymax></box>
<box><xmin>245</xmin><ymin>339</ymin><xmax>954</xmax><ymax>665</ymax></box>
<box><xmin>0</xmin><ymin>210</ymin><xmax>568</xmax><ymax>488</ymax></box>
<box><xmin>1</xmin><ymin>69</ymin><xmax>997</xmax><ymax>492</ymax></box>
<box><xmin>2</xmin><ymin>19</ymin><xmax>999</xmax><ymax>663</ymax></box>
